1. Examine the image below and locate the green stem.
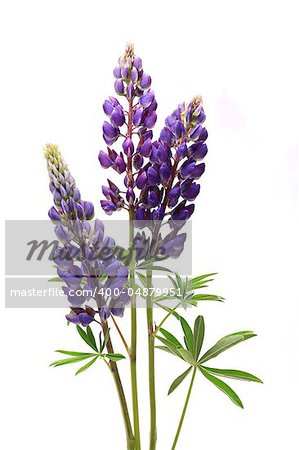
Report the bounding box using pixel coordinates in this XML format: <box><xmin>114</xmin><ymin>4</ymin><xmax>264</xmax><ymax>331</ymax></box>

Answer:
<box><xmin>171</xmin><ymin>366</ymin><xmax>197</xmax><ymax>450</ymax></box>
<box><xmin>101</xmin><ymin>320</ymin><xmax>135</xmax><ymax>450</ymax></box>
<box><xmin>146</xmin><ymin>270</ymin><xmax>157</xmax><ymax>450</ymax></box>
<box><xmin>129</xmin><ymin>211</ymin><xmax>141</xmax><ymax>450</ymax></box>
<box><xmin>154</xmin><ymin>304</ymin><xmax>180</xmax><ymax>336</ymax></box>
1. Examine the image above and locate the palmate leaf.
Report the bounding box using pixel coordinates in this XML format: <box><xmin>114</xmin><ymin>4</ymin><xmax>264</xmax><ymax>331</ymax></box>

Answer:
<box><xmin>201</xmin><ymin>366</ymin><xmax>263</xmax><ymax>383</ymax></box>
<box><xmin>75</xmin><ymin>356</ymin><xmax>99</xmax><ymax>375</ymax></box>
<box><xmin>168</xmin><ymin>367</ymin><xmax>192</xmax><ymax>395</ymax></box>
<box><xmin>199</xmin><ymin>331</ymin><xmax>257</xmax><ymax>364</ymax></box>
<box><xmin>76</xmin><ymin>325</ymin><xmax>98</xmax><ymax>352</ymax></box>
<box><xmin>199</xmin><ymin>366</ymin><xmax>244</xmax><ymax>408</ymax></box>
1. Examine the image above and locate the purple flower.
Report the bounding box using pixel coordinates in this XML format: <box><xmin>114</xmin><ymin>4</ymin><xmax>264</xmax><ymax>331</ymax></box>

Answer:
<box><xmin>171</xmin><ymin>202</ymin><xmax>195</xmax><ymax>221</ymax></box>
<box><xmin>114</xmin><ymin>154</ymin><xmax>126</xmax><ymax>174</ymax></box>
<box><xmin>103</xmin><ymin>122</ymin><xmax>119</xmax><ymax>144</ymax></box>
<box><xmin>136</xmin><ymin>171</ymin><xmax>147</xmax><ymax>189</ymax></box>
<box><xmin>139</xmin><ymin>73</ymin><xmax>152</xmax><ymax>89</ymax></box>
<box><xmin>114</xmin><ymin>79</ymin><xmax>125</xmax><ymax>95</ymax></box>
<box><xmin>111</xmin><ymin>106</ymin><xmax>125</xmax><ymax>127</ymax></box>
<box><xmin>98</xmin><ymin>151</ymin><xmax>113</xmax><ymax>168</ymax></box>
<box><xmin>140</xmin><ymin>91</ymin><xmax>155</xmax><ymax>108</ymax></box>
<box><xmin>144</xmin><ymin>111</ymin><xmax>157</xmax><ymax>128</ymax></box>
<box><xmin>100</xmin><ymin>200</ymin><xmax>117</xmax><ymax>215</ymax></box>
<box><xmin>123</xmin><ymin>138</ymin><xmax>134</xmax><ymax>156</ymax></box>
<box><xmin>180</xmin><ymin>180</ymin><xmax>200</xmax><ymax>201</ymax></box>
<box><xmin>99</xmin><ymin>45</ymin><xmax>208</xmax><ymax>229</ymax></box>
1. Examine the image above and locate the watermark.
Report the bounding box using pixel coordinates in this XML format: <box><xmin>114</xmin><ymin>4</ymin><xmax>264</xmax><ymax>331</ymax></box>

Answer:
<box><xmin>5</xmin><ymin>219</ymin><xmax>192</xmax><ymax>308</ymax></box>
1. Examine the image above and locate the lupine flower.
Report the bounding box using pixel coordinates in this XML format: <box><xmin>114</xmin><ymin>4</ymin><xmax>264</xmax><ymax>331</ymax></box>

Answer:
<box><xmin>45</xmin><ymin>144</ymin><xmax>130</xmax><ymax>322</ymax></box>
<box><xmin>98</xmin><ymin>47</ymin><xmax>208</xmax><ymax>229</ymax></box>
<box><xmin>45</xmin><ymin>144</ymin><xmax>95</xmax><ymax>222</ymax></box>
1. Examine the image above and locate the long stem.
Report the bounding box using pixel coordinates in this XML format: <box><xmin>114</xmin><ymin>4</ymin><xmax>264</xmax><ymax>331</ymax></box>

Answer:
<box><xmin>154</xmin><ymin>304</ymin><xmax>180</xmax><ymax>336</ymax></box>
<box><xmin>129</xmin><ymin>210</ymin><xmax>141</xmax><ymax>450</ymax></box>
<box><xmin>110</xmin><ymin>314</ymin><xmax>131</xmax><ymax>358</ymax></box>
<box><xmin>171</xmin><ymin>366</ymin><xmax>197</xmax><ymax>450</ymax></box>
<box><xmin>146</xmin><ymin>269</ymin><xmax>157</xmax><ymax>450</ymax></box>
<box><xmin>101</xmin><ymin>320</ymin><xmax>135</xmax><ymax>450</ymax></box>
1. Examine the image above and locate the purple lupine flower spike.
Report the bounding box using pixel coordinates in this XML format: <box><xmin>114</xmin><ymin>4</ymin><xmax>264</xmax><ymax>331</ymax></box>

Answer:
<box><xmin>98</xmin><ymin>46</ymin><xmax>208</xmax><ymax>262</ymax></box>
<box><xmin>99</xmin><ymin>43</ymin><xmax>157</xmax><ymax>216</ymax></box>
<box><xmin>44</xmin><ymin>144</ymin><xmax>94</xmax><ymax>222</ymax></box>
<box><xmin>45</xmin><ymin>144</ymin><xmax>130</xmax><ymax>322</ymax></box>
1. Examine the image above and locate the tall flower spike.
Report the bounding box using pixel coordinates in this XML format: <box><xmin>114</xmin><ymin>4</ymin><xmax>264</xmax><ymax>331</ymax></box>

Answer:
<box><xmin>134</xmin><ymin>96</ymin><xmax>208</xmax><ymax>224</ymax></box>
<box><xmin>45</xmin><ymin>145</ymin><xmax>130</xmax><ymax>321</ymax></box>
<box><xmin>99</xmin><ymin>44</ymin><xmax>157</xmax><ymax>216</ymax></box>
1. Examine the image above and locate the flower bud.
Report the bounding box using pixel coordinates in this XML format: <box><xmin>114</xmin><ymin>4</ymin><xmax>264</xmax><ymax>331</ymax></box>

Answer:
<box><xmin>139</xmin><ymin>73</ymin><xmax>151</xmax><ymax>89</ymax></box>
<box><xmin>114</xmin><ymin>79</ymin><xmax>125</xmax><ymax>95</ymax></box>
<box><xmin>140</xmin><ymin>91</ymin><xmax>155</xmax><ymax>108</ymax></box>
<box><xmin>136</xmin><ymin>171</ymin><xmax>147</xmax><ymax>189</ymax></box>
<box><xmin>122</xmin><ymin>137</ymin><xmax>134</xmax><ymax>156</ymax></box>
<box><xmin>144</xmin><ymin>111</ymin><xmax>157</xmax><ymax>128</ymax></box>
<box><xmin>98</xmin><ymin>151</ymin><xmax>113</xmax><ymax>168</ymax></box>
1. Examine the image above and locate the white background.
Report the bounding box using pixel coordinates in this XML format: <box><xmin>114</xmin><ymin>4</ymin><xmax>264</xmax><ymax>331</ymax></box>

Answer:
<box><xmin>1</xmin><ymin>1</ymin><xmax>298</xmax><ymax>449</ymax></box>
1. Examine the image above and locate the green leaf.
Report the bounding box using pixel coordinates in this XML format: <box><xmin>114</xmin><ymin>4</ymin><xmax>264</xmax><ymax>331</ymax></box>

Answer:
<box><xmin>154</xmin><ymin>294</ymin><xmax>175</xmax><ymax>303</ymax></box>
<box><xmin>201</xmin><ymin>366</ymin><xmax>263</xmax><ymax>383</ymax></box>
<box><xmin>190</xmin><ymin>273</ymin><xmax>217</xmax><ymax>285</ymax></box>
<box><xmin>75</xmin><ymin>356</ymin><xmax>98</xmax><ymax>375</ymax></box>
<box><xmin>174</xmin><ymin>273</ymin><xmax>184</xmax><ymax>293</ymax></box>
<box><xmin>200</xmin><ymin>366</ymin><xmax>244</xmax><ymax>408</ymax></box>
<box><xmin>193</xmin><ymin>315</ymin><xmax>205</xmax><ymax>360</ymax></box>
<box><xmin>188</xmin><ymin>273</ymin><xmax>217</xmax><ymax>290</ymax></box>
<box><xmin>168</xmin><ymin>367</ymin><xmax>192</xmax><ymax>395</ymax></box>
<box><xmin>155</xmin><ymin>345</ymin><xmax>175</xmax><ymax>355</ymax></box>
<box><xmin>155</xmin><ymin>336</ymin><xmax>183</xmax><ymax>359</ymax></box>
<box><xmin>105</xmin><ymin>353</ymin><xmax>126</xmax><ymax>362</ymax></box>
<box><xmin>177</xmin><ymin>347</ymin><xmax>196</xmax><ymax>365</ymax></box>
<box><xmin>86</xmin><ymin>326</ymin><xmax>98</xmax><ymax>352</ymax></box>
<box><xmin>50</xmin><ymin>355</ymin><xmax>94</xmax><ymax>367</ymax></box>
<box><xmin>191</xmin><ymin>294</ymin><xmax>224</xmax><ymax>302</ymax></box>
<box><xmin>180</xmin><ymin>316</ymin><xmax>194</xmax><ymax>354</ymax></box>
<box><xmin>199</xmin><ymin>331</ymin><xmax>257</xmax><ymax>364</ymax></box>
<box><xmin>138</xmin><ymin>265</ymin><xmax>173</xmax><ymax>273</ymax></box>
<box><xmin>101</xmin><ymin>328</ymin><xmax>111</xmax><ymax>353</ymax></box>
<box><xmin>76</xmin><ymin>325</ymin><xmax>98</xmax><ymax>352</ymax></box>
<box><xmin>167</xmin><ymin>275</ymin><xmax>179</xmax><ymax>290</ymax></box>
<box><xmin>136</xmin><ymin>272</ymin><xmax>148</xmax><ymax>287</ymax></box>
<box><xmin>159</xmin><ymin>328</ymin><xmax>182</xmax><ymax>348</ymax></box>
<box><xmin>48</xmin><ymin>276</ymin><xmax>63</xmax><ymax>282</ymax></box>
<box><xmin>55</xmin><ymin>350</ymin><xmax>95</xmax><ymax>357</ymax></box>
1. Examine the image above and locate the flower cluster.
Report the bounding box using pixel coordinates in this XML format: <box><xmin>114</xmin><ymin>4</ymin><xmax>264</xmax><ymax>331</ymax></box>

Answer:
<box><xmin>45</xmin><ymin>144</ymin><xmax>94</xmax><ymax>222</ymax></box>
<box><xmin>98</xmin><ymin>45</ymin><xmax>208</xmax><ymax>225</ymax></box>
<box><xmin>45</xmin><ymin>145</ymin><xmax>130</xmax><ymax>324</ymax></box>
<box><xmin>98</xmin><ymin>44</ymin><xmax>158</xmax><ymax>215</ymax></box>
